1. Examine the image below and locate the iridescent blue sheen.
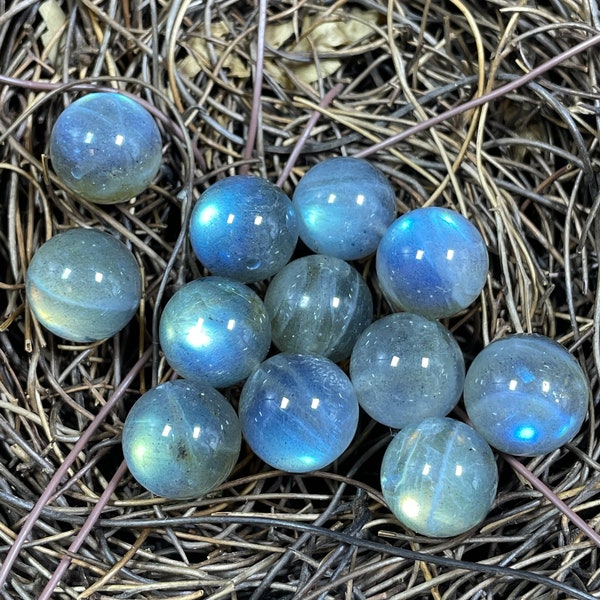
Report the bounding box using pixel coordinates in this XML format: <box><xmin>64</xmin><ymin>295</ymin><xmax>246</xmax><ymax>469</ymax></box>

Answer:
<box><xmin>376</xmin><ymin>207</ymin><xmax>488</xmax><ymax>318</ymax></box>
<box><xmin>159</xmin><ymin>277</ymin><xmax>271</xmax><ymax>388</ymax></box>
<box><xmin>264</xmin><ymin>255</ymin><xmax>373</xmax><ymax>361</ymax></box>
<box><xmin>50</xmin><ymin>93</ymin><xmax>162</xmax><ymax>204</ymax></box>
<box><xmin>239</xmin><ymin>352</ymin><xmax>359</xmax><ymax>472</ymax></box>
<box><xmin>122</xmin><ymin>379</ymin><xmax>241</xmax><ymax>499</ymax></box>
<box><xmin>464</xmin><ymin>334</ymin><xmax>589</xmax><ymax>456</ymax></box>
<box><xmin>26</xmin><ymin>228</ymin><xmax>142</xmax><ymax>342</ymax></box>
<box><xmin>349</xmin><ymin>313</ymin><xmax>464</xmax><ymax>428</ymax></box>
<box><xmin>189</xmin><ymin>176</ymin><xmax>298</xmax><ymax>282</ymax></box>
<box><xmin>292</xmin><ymin>157</ymin><xmax>396</xmax><ymax>260</ymax></box>
<box><xmin>381</xmin><ymin>417</ymin><xmax>498</xmax><ymax>537</ymax></box>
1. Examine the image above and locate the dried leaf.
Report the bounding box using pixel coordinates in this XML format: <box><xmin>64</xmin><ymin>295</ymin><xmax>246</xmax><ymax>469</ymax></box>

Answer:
<box><xmin>265</xmin><ymin>21</ymin><xmax>296</xmax><ymax>50</ymax></box>
<box><xmin>264</xmin><ymin>9</ymin><xmax>378</xmax><ymax>86</ymax></box>
<box><xmin>287</xmin><ymin>57</ymin><xmax>342</xmax><ymax>86</ymax></box>
<box><xmin>296</xmin><ymin>10</ymin><xmax>378</xmax><ymax>52</ymax></box>
<box><xmin>179</xmin><ymin>23</ymin><xmax>250</xmax><ymax>79</ymax></box>
<box><xmin>39</xmin><ymin>0</ymin><xmax>67</xmax><ymax>67</ymax></box>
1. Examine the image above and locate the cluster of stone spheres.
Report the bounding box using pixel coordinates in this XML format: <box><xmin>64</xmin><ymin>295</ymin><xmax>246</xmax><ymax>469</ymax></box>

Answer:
<box><xmin>25</xmin><ymin>92</ymin><xmax>590</xmax><ymax>538</ymax></box>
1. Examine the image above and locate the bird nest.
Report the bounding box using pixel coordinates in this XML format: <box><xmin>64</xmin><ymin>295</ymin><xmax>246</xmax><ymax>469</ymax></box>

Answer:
<box><xmin>1</xmin><ymin>0</ymin><xmax>600</xmax><ymax>598</ymax></box>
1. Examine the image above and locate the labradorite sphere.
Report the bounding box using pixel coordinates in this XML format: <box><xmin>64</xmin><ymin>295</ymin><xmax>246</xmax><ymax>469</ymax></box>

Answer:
<box><xmin>292</xmin><ymin>157</ymin><xmax>396</xmax><ymax>260</ymax></box>
<box><xmin>189</xmin><ymin>175</ymin><xmax>298</xmax><ymax>283</ymax></box>
<box><xmin>381</xmin><ymin>417</ymin><xmax>498</xmax><ymax>537</ymax></box>
<box><xmin>122</xmin><ymin>380</ymin><xmax>241</xmax><ymax>499</ymax></box>
<box><xmin>264</xmin><ymin>255</ymin><xmax>373</xmax><ymax>361</ymax></box>
<box><xmin>49</xmin><ymin>93</ymin><xmax>162</xmax><ymax>204</ymax></box>
<box><xmin>376</xmin><ymin>207</ymin><xmax>488</xmax><ymax>318</ymax></box>
<box><xmin>464</xmin><ymin>334</ymin><xmax>589</xmax><ymax>456</ymax></box>
<box><xmin>349</xmin><ymin>313</ymin><xmax>465</xmax><ymax>429</ymax></box>
<box><xmin>26</xmin><ymin>228</ymin><xmax>142</xmax><ymax>342</ymax></box>
<box><xmin>239</xmin><ymin>352</ymin><xmax>359</xmax><ymax>473</ymax></box>
<box><xmin>159</xmin><ymin>277</ymin><xmax>271</xmax><ymax>388</ymax></box>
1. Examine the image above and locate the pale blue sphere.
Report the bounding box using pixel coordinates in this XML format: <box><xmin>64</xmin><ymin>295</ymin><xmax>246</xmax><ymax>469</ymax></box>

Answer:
<box><xmin>264</xmin><ymin>254</ymin><xmax>373</xmax><ymax>361</ymax></box>
<box><xmin>376</xmin><ymin>207</ymin><xmax>488</xmax><ymax>318</ymax></box>
<box><xmin>350</xmin><ymin>313</ymin><xmax>464</xmax><ymax>428</ymax></box>
<box><xmin>381</xmin><ymin>417</ymin><xmax>498</xmax><ymax>537</ymax></box>
<box><xmin>26</xmin><ymin>228</ymin><xmax>142</xmax><ymax>342</ymax></box>
<box><xmin>464</xmin><ymin>334</ymin><xmax>589</xmax><ymax>456</ymax></box>
<box><xmin>239</xmin><ymin>353</ymin><xmax>359</xmax><ymax>473</ymax></box>
<box><xmin>159</xmin><ymin>277</ymin><xmax>271</xmax><ymax>388</ymax></box>
<box><xmin>293</xmin><ymin>157</ymin><xmax>396</xmax><ymax>260</ymax></box>
<box><xmin>189</xmin><ymin>176</ymin><xmax>298</xmax><ymax>282</ymax></box>
<box><xmin>50</xmin><ymin>93</ymin><xmax>162</xmax><ymax>204</ymax></box>
<box><xmin>122</xmin><ymin>379</ymin><xmax>241</xmax><ymax>499</ymax></box>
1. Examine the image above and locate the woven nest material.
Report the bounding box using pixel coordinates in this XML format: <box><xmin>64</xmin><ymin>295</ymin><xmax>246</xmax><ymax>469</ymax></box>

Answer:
<box><xmin>1</xmin><ymin>0</ymin><xmax>600</xmax><ymax>598</ymax></box>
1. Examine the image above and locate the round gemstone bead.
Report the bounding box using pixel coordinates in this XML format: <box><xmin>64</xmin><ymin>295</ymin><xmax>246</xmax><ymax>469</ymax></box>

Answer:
<box><xmin>239</xmin><ymin>352</ymin><xmax>359</xmax><ymax>473</ymax></box>
<box><xmin>381</xmin><ymin>417</ymin><xmax>498</xmax><ymax>537</ymax></box>
<box><xmin>464</xmin><ymin>334</ymin><xmax>589</xmax><ymax>456</ymax></box>
<box><xmin>189</xmin><ymin>175</ymin><xmax>298</xmax><ymax>283</ymax></box>
<box><xmin>159</xmin><ymin>276</ymin><xmax>271</xmax><ymax>388</ymax></box>
<box><xmin>122</xmin><ymin>379</ymin><xmax>241</xmax><ymax>499</ymax></box>
<box><xmin>292</xmin><ymin>157</ymin><xmax>396</xmax><ymax>260</ymax></box>
<box><xmin>376</xmin><ymin>207</ymin><xmax>488</xmax><ymax>318</ymax></box>
<box><xmin>49</xmin><ymin>92</ymin><xmax>162</xmax><ymax>204</ymax></box>
<box><xmin>264</xmin><ymin>254</ymin><xmax>373</xmax><ymax>362</ymax></box>
<box><xmin>26</xmin><ymin>228</ymin><xmax>142</xmax><ymax>342</ymax></box>
<box><xmin>350</xmin><ymin>313</ymin><xmax>465</xmax><ymax>428</ymax></box>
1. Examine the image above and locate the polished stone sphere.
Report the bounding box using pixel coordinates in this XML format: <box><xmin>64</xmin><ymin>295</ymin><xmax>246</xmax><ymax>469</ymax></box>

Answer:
<box><xmin>189</xmin><ymin>175</ymin><xmax>298</xmax><ymax>283</ymax></box>
<box><xmin>49</xmin><ymin>92</ymin><xmax>162</xmax><ymax>204</ymax></box>
<box><xmin>264</xmin><ymin>255</ymin><xmax>373</xmax><ymax>361</ymax></box>
<box><xmin>239</xmin><ymin>352</ymin><xmax>359</xmax><ymax>472</ymax></box>
<box><xmin>381</xmin><ymin>417</ymin><xmax>498</xmax><ymax>537</ymax></box>
<box><xmin>376</xmin><ymin>207</ymin><xmax>488</xmax><ymax>318</ymax></box>
<box><xmin>26</xmin><ymin>228</ymin><xmax>142</xmax><ymax>342</ymax></box>
<box><xmin>464</xmin><ymin>334</ymin><xmax>589</xmax><ymax>456</ymax></box>
<box><xmin>292</xmin><ymin>157</ymin><xmax>396</xmax><ymax>260</ymax></box>
<box><xmin>349</xmin><ymin>313</ymin><xmax>464</xmax><ymax>428</ymax></box>
<box><xmin>122</xmin><ymin>379</ymin><xmax>241</xmax><ymax>499</ymax></box>
<box><xmin>159</xmin><ymin>276</ymin><xmax>271</xmax><ymax>388</ymax></box>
